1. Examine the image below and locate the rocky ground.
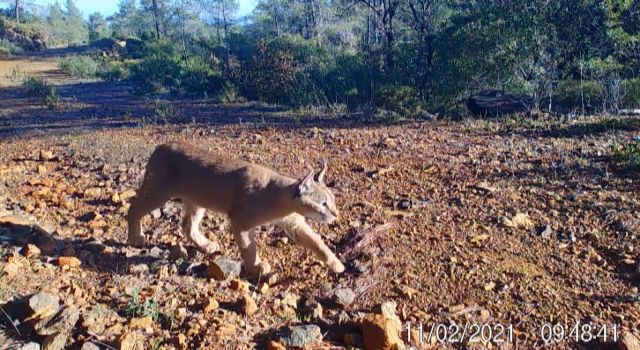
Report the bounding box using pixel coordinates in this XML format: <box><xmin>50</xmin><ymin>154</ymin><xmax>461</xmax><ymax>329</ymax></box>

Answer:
<box><xmin>1</xmin><ymin>54</ymin><xmax>640</xmax><ymax>350</ymax></box>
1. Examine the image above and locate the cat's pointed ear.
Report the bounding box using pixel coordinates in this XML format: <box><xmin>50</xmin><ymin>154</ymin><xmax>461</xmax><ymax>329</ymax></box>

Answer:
<box><xmin>315</xmin><ymin>159</ymin><xmax>328</xmax><ymax>183</ymax></box>
<box><xmin>297</xmin><ymin>168</ymin><xmax>315</xmax><ymax>195</ymax></box>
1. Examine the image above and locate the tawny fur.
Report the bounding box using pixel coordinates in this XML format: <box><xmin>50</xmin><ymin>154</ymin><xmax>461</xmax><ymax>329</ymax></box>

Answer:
<box><xmin>127</xmin><ymin>141</ymin><xmax>345</xmax><ymax>276</ymax></box>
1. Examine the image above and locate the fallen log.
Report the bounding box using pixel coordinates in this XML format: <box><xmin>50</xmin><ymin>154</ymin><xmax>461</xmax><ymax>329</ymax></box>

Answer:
<box><xmin>619</xmin><ymin>109</ymin><xmax>640</xmax><ymax>116</ymax></box>
<box><xmin>466</xmin><ymin>89</ymin><xmax>531</xmax><ymax>117</ymax></box>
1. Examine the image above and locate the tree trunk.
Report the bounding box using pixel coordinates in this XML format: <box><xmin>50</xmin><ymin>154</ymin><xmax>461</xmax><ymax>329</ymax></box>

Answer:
<box><xmin>216</xmin><ymin>11</ymin><xmax>222</xmax><ymax>44</ymax></box>
<box><xmin>152</xmin><ymin>0</ymin><xmax>161</xmax><ymax>39</ymax></box>
<box><xmin>222</xmin><ymin>1</ymin><xmax>228</xmax><ymax>40</ymax></box>
<box><xmin>15</xmin><ymin>0</ymin><xmax>20</xmax><ymax>24</ymax></box>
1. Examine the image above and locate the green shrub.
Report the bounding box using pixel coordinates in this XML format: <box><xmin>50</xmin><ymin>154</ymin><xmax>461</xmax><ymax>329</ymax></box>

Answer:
<box><xmin>22</xmin><ymin>76</ymin><xmax>60</xmax><ymax>108</ymax></box>
<box><xmin>0</xmin><ymin>39</ymin><xmax>23</xmax><ymax>56</ymax></box>
<box><xmin>153</xmin><ymin>99</ymin><xmax>174</xmax><ymax>123</ymax></box>
<box><xmin>180</xmin><ymin>55</ymin><xmax>224</xmax><ymax>95</ymax></box>
<box><xmin>375</xmin><ymin>85</ymin><xmax>423</xmax><ymax>118</ymax></box>
<box><xmin>612</xmin><ymin>139</ymin><xmax>640</xmax><ymax>169</ymax></box>
<box><xmin>131</xmin><ymin>40</ymin><xmax>182</xmax><ymax>94</ymax></box>
<box><xmin>246</xmin><ymin>35</ymin><xmax>325</xmax><ymax>106</ymax></box>
<box><xmin>57</xmin><ymin>56</ymin><xmax>100</xmax><ymax>78</ymax></box>
<box><xmin>7</xmin><ymin>65</ymin><xmax>27</xmax><ymax>84</ymax></box>
<box><xmin>97</xmin><ymin>60</ymin><xmax>134</xmax><ymax>82</ymax></box>
<box><xmin>554</xmin><ymin>80</ymin><xmax>604</xmax><ymax>112</ymax></box>
<box><xmin>131</xmin><ymin>39</ymin><xmax>223</xmax><ymax>96</ymax></box>
<box><xmin>217</xmin><ymin>82</ymin><xmax>242</xmax><ymax>104</ymax></box>
<box><xmin>622</xmin><ymin>78</ymin><xmax>640</xmax><ymax>108</ymax></box>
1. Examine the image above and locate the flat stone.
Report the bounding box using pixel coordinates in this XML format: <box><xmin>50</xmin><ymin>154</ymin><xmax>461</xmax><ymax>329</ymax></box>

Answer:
<box><xmin>332</xmin><ymin>287</ymin><xmax>355</xmax><ymax>307</ymax></box>
<box><xmin>81</xmin><ymin>304</ymin><xmax>118</xmax><ymax>334</ymax></box>
<box><xmin>120</xmin><ymin>331</ymin><xmax>144</xmax><ymax>350</ymax></box>
<box><xmin>16</xmin><ymin>342</ymin><xmax>41</xmax><ymax>350</ymax></box>
<box><xmin>80</xmin><ymin>342</ymin><xmax>100</xmax><ymax>350</ymax></box>
<box><xmin>240</xmin><ymin>294</ymin><xmax>258</xmax><ymax>316</ymax></box>
<box><xmin>22</xmin><ymin>244</ymin><xmax>41</xmax><ymax>258</ymax></box>
<box><xmin>34</xmin><ymin>306</ymin><xmax>80</xmax><ymax>336</ymax></box>
<box><xmin>54</xmin><ymin>256</ymin><xmax>81</xmax><ymax>268</ymax></box>
<box><xmin>27</xmin><ymin>292</ymin><xmax>61</xmax><ymax>322</ymax></box>
<box><xmin>42</xmin><ymin>332</ymin><xmax>68</xmax><ymax>350</ymax></box>
<box><xmin>204</xmin><ymin>257</ymin><xmax>241</xmax><ymax>281</ymax></box>
<box><xmin>362</xmin><ymin>314</ymin><xmax>403</xmax><ymax>350</ymax></box>
<box><xmin>278</xmin><ymin>325</ymin><xmax>323</xmax><ymax>348</ymax></box>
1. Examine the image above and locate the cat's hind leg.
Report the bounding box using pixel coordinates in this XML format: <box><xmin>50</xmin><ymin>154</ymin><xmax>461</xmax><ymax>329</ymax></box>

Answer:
<box><xmin>182</xmin><ymin>202</ymin><xmax>219</xmax><ymax>254</ymax></box>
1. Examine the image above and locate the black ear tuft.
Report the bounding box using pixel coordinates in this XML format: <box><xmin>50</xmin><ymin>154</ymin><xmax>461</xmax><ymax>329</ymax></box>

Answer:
<box><xmin>314</xmin><ymin>159</ymin><xmax>328</xmax><ymax>182</ymax></box>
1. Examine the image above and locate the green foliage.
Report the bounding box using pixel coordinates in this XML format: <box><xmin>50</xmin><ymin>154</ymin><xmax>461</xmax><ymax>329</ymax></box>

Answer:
<box><xmin>22</xmin><ymin>76</ymin><xmax>60</xmax><ymax>108</ymax></box>
<box><xmin>217</xmin><ymin>82</ymin><xmax>242</xmax><ymax>104</ymax></box>
<box><xmin>7</xmin><ymin>65</ymin><xmax>27</xmax><ymax>84</ymax></box>
<box><xmin>97</xmin><ymin>60</ymin><xmax>134</xmax><ymax>82</ymax></box>
<box><xmin>131</xmin><ymin>39</ymin><xmax>224</xmax><ymax>96</ymax></box>
<box><xmin>57</xmin><ymin>56</ymin><xmax>100</xmax><ymax>78</ymax></box>
<box><xmin>181</xmin><ymin>55</ymin><xmax>224</xmax><ymax>95</ymax></box>
<box><xmin>612</xmin><ymin>139</ymin><xmax>640</xmax><ymax>169</ymax></box>
<box><xmin>57</xmin><ymin>55</ymin><xmax>136</xmax><ymax>82</ymax></box>
<box><xmin>0</xmin><ymin>38</ymin><xmax>23</xmax><ymax>56</ymax></box>
<box><xmin>11</xmin><ymin>0</ymin><xmax>639</xmax><ymax>115</ymax></box>
<box><xmin>88</xmin><ymin>12</ymin><xmax>110</xmax><ymax>42</ymax></box>
<box><xmin>245</xmin><ymin>34</ymin><xmax>369</xmax><ymax>108</ymax></box>
<box><xmin>375</xmin><ymin>85</ymin><xmax>423</xmax><ymax>118</ymax></box>
<box><xmin>554</xmin><ymin>80</ymin><xmax>604</xmax><ymax>112</ymax></box>
<box><xmin>45</xmin><ymin>0</ymin><xmax>88</xmax><ymax>46</ymax></box>
<box><xmin>622</xmin><ymin>79</ymin><xmax>640</xmax><ymax>108</ymax></box>
<box><xmin>125</xmin><ymin>289</ymin><xmax>161</xmax><ymax>321</ymax></box>
<box><xmin>152</xmin><ymin>99</ymin><xmax>174</xmax><ymax>123</ymax></box>
<box><xmin>246</xmin><ymin>35</ymin><xmax>323</xmax><ymax>106</ymax></box>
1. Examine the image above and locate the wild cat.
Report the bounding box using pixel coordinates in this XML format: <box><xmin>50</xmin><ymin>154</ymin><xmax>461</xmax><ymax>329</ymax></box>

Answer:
<box><xmin>126</xmin><ymin>141</ymin><xmax>345</xmax><ymax>276</ymax></box>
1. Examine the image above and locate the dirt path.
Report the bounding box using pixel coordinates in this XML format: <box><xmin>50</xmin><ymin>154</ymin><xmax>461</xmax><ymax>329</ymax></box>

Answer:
<box><xmin>0</xmin><ymin>53</ymin><xmax>639</xmax><ymax>350</ymax></box>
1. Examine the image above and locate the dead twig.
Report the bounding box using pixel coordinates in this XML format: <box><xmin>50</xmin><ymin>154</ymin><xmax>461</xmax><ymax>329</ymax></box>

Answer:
<box><xmin>340</xmin><ymin>222</ymin><xmax>394</xmax><ymax>260</ymax></box>
<box><xmin>86</xmin><ymin>333</ymin><xmax>118</xmax><ymax>350</ymax></box>
<box><xmin>0</xmin><ymin>306</ymin><xmax>20</xmax><ymax>336</ymax></box>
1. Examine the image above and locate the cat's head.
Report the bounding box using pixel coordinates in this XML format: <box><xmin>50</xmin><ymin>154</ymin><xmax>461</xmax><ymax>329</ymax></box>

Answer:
<box><xmin>294</xmin><ymin>161</ymin><xmax>338</xmax><ymax>224</ymax></box>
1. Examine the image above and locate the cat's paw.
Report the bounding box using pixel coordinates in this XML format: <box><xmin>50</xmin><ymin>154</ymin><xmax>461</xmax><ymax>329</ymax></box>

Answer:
<box><xmin>328</xmin><ymin>258</ymin><xmax>345</xmax><ymax>274</ymax></box>
<box><xmin>247</xmin><ymin>261</ymin><xmax>272</xmax><ymax>277</ymax></box>
<box><xmin>127</xmin><ymin>235</ymin><xmax>148</xmax><ymax>247</ymax></box>
<box><xmin>198</xmin><ymin>241</ymin><xmax>220</xmax><ymax>254</ymax></box>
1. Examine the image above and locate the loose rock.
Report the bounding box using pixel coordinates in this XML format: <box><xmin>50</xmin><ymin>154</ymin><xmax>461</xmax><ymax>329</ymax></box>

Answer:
<box><xmin>120</xmin><ymin>332</ymin><xmax>144</xmax><ymax>350</ymax></box>
<box><xmin>503</xmin><ymin>212</ymin><xmax>535</xmax><ymax>229</ymax></box>
<box><xmin>26</xmin><ymin>292</ymin><xmax>60</xmax><ymax>322</ymax></box>
<box><xmin>34</xmin><ymin>306</ymin><xmax>79</xmax><ymax>336</ymax></box>
<box><xmin>81</xmin><ymin>304</ymin><xmax>118</xmax><ymax>334</ymax></box>
<box><xmin>54</xmin><ymin>256</ymin><xmax>81</xmax><ymax>268</ymax></box>
<box><xmin>22</xmin><ymin>244</ymin><xmax>41</xmax><ymax>258</ymax></box>
<box><xmin>204</xmin><ymin>257</ymin><xmax>241</xmax><ymax>281</ymax></box>
<box><xmin>42</xmin><ymin>332</ymin><xmax>68</xmax><ymax>350</ymax></box>
<box><xmin>266</xmin><ymin>340</ymin><xmax>286</xmax><ymax>350</ymax></box>
<box><xmin>278</xmin><ymin>325</ymin><xmax>323</xmax><ymax>348</ymax></box>
<box><xmin>129</xmin><ymin>316</ymin><xmax>153</xmax><ymax>329</ymax></box>
<box><xmin>361</xmin><ymin>314</ymin><xmax>403</xmax><ymax>350</ymax></box>
<box><xmin>240</xmin><ymin>294</ymin><xmax>258</xmax><ymax>316</ymax></box>
<box><xmin>203</xmin><ymin>297</ymin><xmax>219</xmax><ymax>314</ymax></box>
<box><xmin>539</xmin><ymin>225</ymin><xmax>553</xmax><ymax>239</ymax></box>
<box><xmin>80</xmin><ymin>342</ymin><xmax>100</xmax><ymax>350</ymax></box>
<box><xmin>332</xmin><ymin>287</ymin><xmax>356</xmax><ymax>307</ymax></box>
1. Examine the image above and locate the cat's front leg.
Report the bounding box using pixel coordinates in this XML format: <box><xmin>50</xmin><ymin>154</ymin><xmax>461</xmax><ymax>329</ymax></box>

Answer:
<box><xmin>278</xmin><ymin>214</ymin><xmax>345</xmax><ymax>273</ymax></box>
<box><xmin>231</xmin><ymin>225</ymin><xmax>271</xmax><ymax>277</ymax></box>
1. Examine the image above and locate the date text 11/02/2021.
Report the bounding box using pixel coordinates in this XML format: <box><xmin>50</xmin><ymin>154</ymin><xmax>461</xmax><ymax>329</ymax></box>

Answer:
<box><xmin>404</xmin><ymin>322</ymin><xmax>619</xmax><ymax>344</ymax></box>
